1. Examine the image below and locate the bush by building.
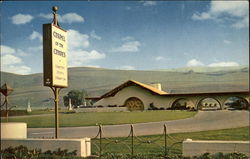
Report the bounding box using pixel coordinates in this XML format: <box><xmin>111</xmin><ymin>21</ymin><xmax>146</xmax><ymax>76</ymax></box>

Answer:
<box><xmin>1</xmin><ymin>146</ymin><xmax>248</xmax><ymax>159</ymax></box>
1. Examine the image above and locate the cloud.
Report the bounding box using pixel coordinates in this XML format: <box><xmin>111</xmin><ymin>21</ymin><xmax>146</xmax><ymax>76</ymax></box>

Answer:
<box><xmin>11</xmin><ymin>14</ymin><xmax>33</xmax><ymax>25</ymax></box>
<box><xmin>1</xmin><ymin>54</ymin><xmax>22</xmax><ymax>65</ymax></box>
<box><xmin>1</xmin><ymin>45</ymin><xmax>28</xmax><ymax>56</ymax></box>
<box><xmin>192</xmin><ymin>12</ymin><xmax>213</xmax><ymax>20</ymax></box>
<box><xmin>28</xmin><ymin>45</ymin><xmax>42</xmax><ymax>52</ymax></box>
<box><xmin>223</xmin><ymin>40</ymin><xmax>232</xmax><ymax>44</ymax></box>
<box><xmin>208</xmin><ymin>61</ymin><xmax>239</xmax><ymax>67</ymax></box>
<box><xmin>29</xmin><ymin>31</ymin><xmax>42</xmax><ymax>42</ymax></box>
<box><xmin>1</xmin><ymin>54</ymin><xmax>32</xmax><ymax>74</ymax></box>
<box><xmin>1</xmin><ymin>65</ymin><xmax>32</xmax><ymax>75</ymax></box>
<box><xmin>186</xmin><ymin>58</ymin><xmax>240</xmax><ymax>68</ymax></box>
<box><xmin>111</xmin><ymin>41</ymin><xmax>141</xmax><ymax>53</ymax></box>
<box><xmin>67</xmin><ymin>29</ymin><xmax>106</xmax><ymax>66</ymax></box>
<box><xmin>231</xmin><ymin>16</ymin><xmax>249</xmax><ymax>29</ymax></box>
<box><xmin>210</xmin><ymin>1</ymin><xmax>248</xmax><ymax>17</ymax></box>
<box><xmin>16</xmin><ymin>49</ymin><xmax>29</xmax><ymax>57</ymax></box>
<box><xmin>90</xmin><ymin>30</ymin><xmax>102</xmax><ymax>40</ymax></box>
<box><xmin>141</xmin><ymin>1</ymin><xmax>157</xmax><ymax>6</ymax></box>
<box><xmin>69</xmin><ymin>50</ymin><xmax>106</xmax><ymax>67</ymax></box>
<box><xmin>155</xmin><ymin>56</ymin><xmax>165</xmax><ymax>61</ymax></box>
<box><xmin>68</xmin><ymin>29</ymin><xmax>90</xmax><ymax>49</ymax></box>
<box><xmin>110</xmin><ymin>37</ymin><xmax>141</xmax><ymax>53</ymax></box>
<box><xmin>39</xmin><ymin>13</ymin><xmax>84</xmax><ymax>24</ymax></box>
<box><xmin>192</xmin><ymin>1</ymin><xmax>249</xmax><ymax>29</ymax></box>
<box><xmin>122</xmin><ymin>36</ymin><xmax>134</xmax><ymax>41</ymax></box>
<box><xmin>60</xmin><ymin>13</ymin><xmax>84</xmax><ymax>24</ymax></box>
<box><xmin>187</xmin><ymin>59</ymin><xmax>204</xmax><ymax>67</ymax></box>
<box><xmin>1</xmin><ymin>45</ymin><xmax>15</xmax><ymax>55</ymax></box>
<box><xmin>82</xmin><ymin>65</ymin><xmax>100</xmax><ymax>68</ymax></box>
<box><xmin>118</xmin><ymin>65</ymin><xmax>135</xmax><ymax>70</ymax></box>
<box><xmin>0</xmin><ymin>45</ymin><xmax>32</xmax><ymax>74</ymax></box>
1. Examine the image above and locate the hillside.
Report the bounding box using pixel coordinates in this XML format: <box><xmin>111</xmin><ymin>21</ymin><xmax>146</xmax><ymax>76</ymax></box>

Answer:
<box><xmin>1</xmin><ymin>66</ymin><xmax>249</xmax><ymax>108</ymax></box>
<box><xmin>157</xmin><ymin>65</ymin><xmax>249</xmax><ymax>72</ymax></box>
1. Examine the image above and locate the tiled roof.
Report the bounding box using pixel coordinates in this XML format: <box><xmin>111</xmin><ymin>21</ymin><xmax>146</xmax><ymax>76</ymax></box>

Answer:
<box><xmin>101</xmin><ymin>80</ymin><xmax>168</xmax><ymax>98</ymax></box>
<box><xmin>86</xmin><ymin>80</ymin><xmax>249</xmax><ymax>101</ymax></box>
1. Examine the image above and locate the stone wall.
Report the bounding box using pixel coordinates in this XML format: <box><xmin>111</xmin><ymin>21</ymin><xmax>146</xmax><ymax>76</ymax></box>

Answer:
<box><xmin>75</xmin><ymin>107</ymin><xmax>127</xmax><ymax>112</ymax></box>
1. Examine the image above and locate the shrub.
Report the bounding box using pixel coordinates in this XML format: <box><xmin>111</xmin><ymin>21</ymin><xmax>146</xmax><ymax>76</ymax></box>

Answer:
<box><xmin>1</xmin><ymin>145</ymin><xmax>77</xmax><ymax>159</ymax></box>
<box><xmin>149</xmin><ymin>103</ymin><xmax>159</xmax><ymax>110</ymax></box>
<box><xmin>1</xmin><ymin>146</ymin><xmax>248</xmax><ymax>159</ymax></box>
<box><xmin>107</xmin><ymin>105</ymin><xmax>117</xmax><ymax>107</ymax></box>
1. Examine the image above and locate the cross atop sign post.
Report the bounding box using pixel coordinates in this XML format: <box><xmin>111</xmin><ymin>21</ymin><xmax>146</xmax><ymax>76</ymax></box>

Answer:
<box><xmin>43</xmin><ymin>6</ymin><xmax>68</xmax><ymax>139</ymax></box>
<box><xmin>52</xmin><ymin>6</ymin><xmax>60</xmax><ymax>27</ymax></box>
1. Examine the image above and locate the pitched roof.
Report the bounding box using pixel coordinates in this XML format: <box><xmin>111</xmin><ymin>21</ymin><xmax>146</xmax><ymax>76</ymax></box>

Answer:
<box><xmin>101</xmin><ymin>80</ymin><xmax>168</xmax><ymax>98</ymax></box>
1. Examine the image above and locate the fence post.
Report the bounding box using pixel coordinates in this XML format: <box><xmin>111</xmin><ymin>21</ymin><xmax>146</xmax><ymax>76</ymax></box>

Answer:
<box><xmin>164</xmin><ymin>124</ymin><xmax>167</xmax><ymax>157</ymax></box>
<box><xmin>99</xmin><ymin>125</ymin><xmax>102</xmax><ymax>157</ymax></box>
<box><xmin>131</xmin><ymin>124</ymin><xmax>134</xmax><ymax>156</ymax></box>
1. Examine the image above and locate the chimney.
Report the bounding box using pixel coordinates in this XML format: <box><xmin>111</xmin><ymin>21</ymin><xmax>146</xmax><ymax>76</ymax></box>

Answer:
<box><xmin>150</xmin><ymin>83</ymin><xmax>162</xmax><ymax>91</ymax></box>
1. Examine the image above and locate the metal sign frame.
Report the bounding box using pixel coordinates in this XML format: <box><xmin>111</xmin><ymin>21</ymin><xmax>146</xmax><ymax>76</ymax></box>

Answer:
<box><xmin>43</xmin><ymin>6</ymin><xmax>68</xmax><ymax>138</ymax></box>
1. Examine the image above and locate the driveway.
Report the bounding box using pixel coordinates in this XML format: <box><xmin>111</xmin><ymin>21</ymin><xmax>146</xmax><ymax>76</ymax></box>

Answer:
<box><xmin>28</xmin><ymin>110</ymin><xmax>249</xmax><ymax>138</ymax></box>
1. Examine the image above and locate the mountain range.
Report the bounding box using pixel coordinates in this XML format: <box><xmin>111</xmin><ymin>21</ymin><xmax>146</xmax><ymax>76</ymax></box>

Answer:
<box><xmin>1</xmin><ymin>66</ymin><xmax>249</xmax><ymax>108</ymax></box>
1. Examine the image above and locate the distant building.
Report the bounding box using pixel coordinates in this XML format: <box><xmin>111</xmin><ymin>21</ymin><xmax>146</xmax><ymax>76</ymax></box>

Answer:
<box><xmin>92</xmin><ymin>80</ymin><xmax>169</xmax><ymax>111</ymax></box>
<box><xmin>87</xmin><ymin>80</ymin><xmax>249</xmax><ymax>111</ymax></box>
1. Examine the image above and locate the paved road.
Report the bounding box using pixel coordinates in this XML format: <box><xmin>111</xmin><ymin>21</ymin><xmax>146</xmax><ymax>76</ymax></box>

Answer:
<box><xmin>28</xmin><ymin>110</ymin><xmax>249</xmax><ymax>138</ymax></box>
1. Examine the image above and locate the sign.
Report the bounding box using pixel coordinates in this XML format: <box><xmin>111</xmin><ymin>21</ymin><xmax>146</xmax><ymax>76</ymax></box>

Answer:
<box><xmin>43</xmin><ymin>24</ymin><xmax>68</xmax><ymax>88</ymax></box>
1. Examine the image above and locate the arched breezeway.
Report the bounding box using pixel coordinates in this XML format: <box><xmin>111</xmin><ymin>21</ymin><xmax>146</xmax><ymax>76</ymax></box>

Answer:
<box><xmin>170</xmin><ymin>98</ymin><xmax>195</xmax><ymax>110</ymax></box>
<box><xmin>165</xmin><ymin>92</ymin><xmax>249</xmax><ymax>111</ymax></box>
<box><xmin>223</xmin><ymin>96</ymin><xmax>249</xmax><ymax>110</ymax></box>
<box><xmin>92</xmin><ymin>80</ymin><xmax>249</xmax><ymax>111</ymax></box>
<box><xmin>124</xmin><ymin>97</ymin><xmax>144</xmax><ymax>111</ymax></box>
<box><xmin>196</xmin><ymin>97</ymin><xmax>221</xmax><ymax>110</ymax></box>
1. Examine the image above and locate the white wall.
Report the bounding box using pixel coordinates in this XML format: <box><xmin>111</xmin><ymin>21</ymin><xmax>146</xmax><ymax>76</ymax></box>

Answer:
<box><xmin>1</xmin><ymin>123</ymin><xmax>27</xmax><ymax>139</ymax></box>
<box><xmin>1</xmin><ymin>138</ymin><xmax>91</xmax><ymax>157</ymax></box>
<box><xmin>94</xmin><ymin>85</ymin><xmax>249</xmax><ymax>110</ymax></box>
<box><xmin>94</xmin><ymin>86</ymin><xmax>170</xmax><ymax>110</ymax></box>
<box><xmin>183</xmin><ymin>139</ymin><xmax>250</xmax><ymax>157</ymax></box>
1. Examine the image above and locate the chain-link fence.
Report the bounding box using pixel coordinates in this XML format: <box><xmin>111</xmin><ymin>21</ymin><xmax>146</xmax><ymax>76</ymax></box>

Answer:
<box><xmin>91</xmin><ymin>124</ymin><xmax>183</xmax><ymax>157</ymax></box>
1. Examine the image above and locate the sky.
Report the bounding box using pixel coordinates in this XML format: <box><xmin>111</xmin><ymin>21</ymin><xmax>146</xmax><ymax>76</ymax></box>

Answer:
<box><xmin>0</xmin><ymin>1</ymin><xmax>249</xmax><ymax>74</ymax></box>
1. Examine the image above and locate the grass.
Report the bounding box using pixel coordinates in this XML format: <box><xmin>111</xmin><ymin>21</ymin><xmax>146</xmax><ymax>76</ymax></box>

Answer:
<box><xmin>0</xmin><ymin>109</ymin><xmax>54</xmax><ymax>116</ymax></box>
<box><xmin>91</xmin><ymin>126</ymin><xmax>250</xmax><ymax>155</ymax></box>
<box><xmin>1</xmin><ymin>110</ymin><xmax>197</xmax><ymax>128</ymax></box>
<box><xmin>0</xmin><ymin>109</ymin><xmax>76</xmax><ymax>117</ymax></box>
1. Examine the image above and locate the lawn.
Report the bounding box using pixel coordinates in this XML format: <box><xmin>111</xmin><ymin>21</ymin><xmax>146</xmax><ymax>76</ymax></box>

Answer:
<box><xmin>0</xmin><ymin>109</ymin><xmax>55</xmax><ymax>116</ymax></box>
<box><xmin>91</xmin><ymin>126</ymin><xmax>250</xmax><ymax>155</ymax></box>
<box><xmin>1</xmin><ymin>110</ymin><xmax>197</xmax><ymax>128</ymax></box>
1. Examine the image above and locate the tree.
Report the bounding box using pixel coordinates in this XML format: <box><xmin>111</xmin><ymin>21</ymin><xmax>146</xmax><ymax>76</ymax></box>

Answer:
<box><xmin>63</xmin><ymin>89</ymin><xmax>88</xmax><ymax>107</ymax></box>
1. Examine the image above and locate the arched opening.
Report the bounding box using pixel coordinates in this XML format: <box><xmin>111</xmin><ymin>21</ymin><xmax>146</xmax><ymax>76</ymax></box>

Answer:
<box><xmin>124</xmin><ymin>97</ymin><xmax>144</xmax><ymax>111</ymax></box>
<box><xmin>171</xmin><ymin>98</ymin><xmax>195</xmax><ymax>110</ymax></box>
<box><xmin>197</xmin><ymin>97</ymin><xmax>221</xmax><ymax>110</ymax></box>
<box><xmin>223</xmin><ymin>96</ymin><xmax>249</xmax><ymax>110</ymax></box>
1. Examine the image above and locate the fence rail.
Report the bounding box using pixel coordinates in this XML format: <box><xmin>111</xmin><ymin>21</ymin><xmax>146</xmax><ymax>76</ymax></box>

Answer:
<box><xmin>91</xmin><ymin>124</ymin><xmax>182</xmax><ymax>157</ymax></box>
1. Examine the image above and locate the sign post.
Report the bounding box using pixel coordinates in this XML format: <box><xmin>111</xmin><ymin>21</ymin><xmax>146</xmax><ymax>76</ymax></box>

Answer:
<box><xmin>0</xmin><ymin>83</ymin><xmax>14</xmax><ymax>122</ymax></box>
<box><xmin>43</xmin><ymin>6</ymin><xmax>68</xmax><ymax>139</ymax></box>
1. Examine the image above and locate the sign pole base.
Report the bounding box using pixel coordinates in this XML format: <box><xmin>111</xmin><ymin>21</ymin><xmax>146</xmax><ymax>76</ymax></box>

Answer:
<box><xmin>50</xmin><ymin>86</ymin><xmax>62</xmax><ymax>139</ymax></box>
